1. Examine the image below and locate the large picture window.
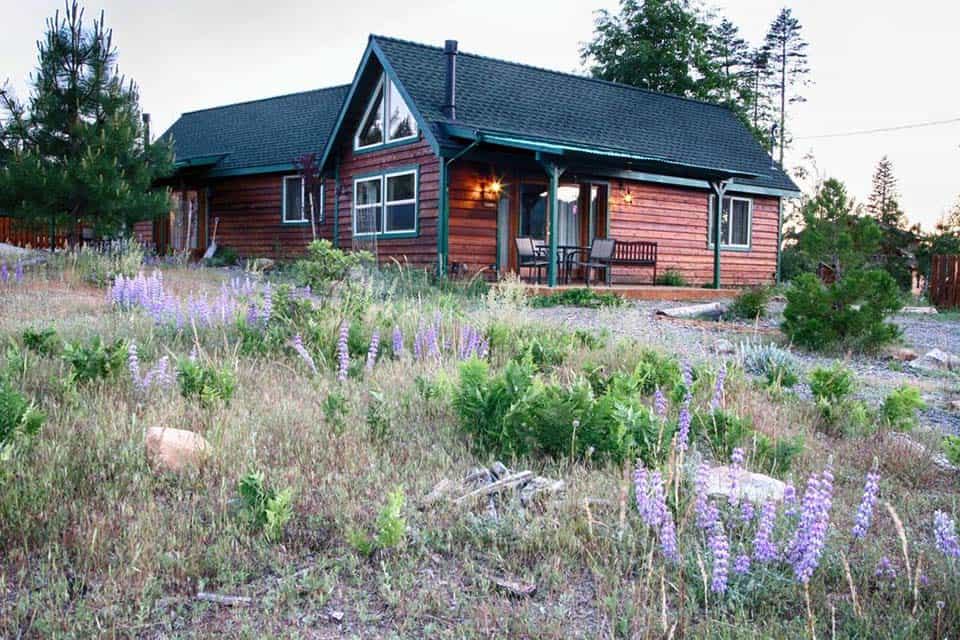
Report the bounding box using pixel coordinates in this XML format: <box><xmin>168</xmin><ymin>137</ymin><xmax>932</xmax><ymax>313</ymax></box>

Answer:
<box><xmin>353</xmin><ymin>169</ymin><xmax>418</xmax><ymax>237</ymax></box>
<box><xmin>708</xmin><ymin>196</ymin><xmax>752</xmax><ymax>249</ymax></box>
<box><xmin>354</xmin><ymin>75</ymin><xmax>418</xmax><ymax>151</ymax></box>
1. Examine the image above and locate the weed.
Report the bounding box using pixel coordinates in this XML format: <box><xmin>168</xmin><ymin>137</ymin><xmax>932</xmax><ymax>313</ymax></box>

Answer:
<box><xmin>530</xmin><ymin>288</ymin><xmax>625</xmax><ymax>308</ymax></box>
<box><xmin>236</xmin><ymin>471</ymin><xmax>294</xmax><ymax>542</ymax></box>
<box><xmin>729</xmin><ymin>286</ymin><xmax>772</xmax><ymax>320</ymax></box>
<box><xmin>880</xmin><ymin>386</ymin><xmax>926</xmax><ymax>431</ymax></box>
<box><xmin>655</xmin><ymin>268</ymin><xmax>688</xmax><ymax>287</ymax></box>
<box><xmin>176</xmin><ymin>356</ymin><xmax>236</xmax><ymax>406</ymax></box>
<box><xmin>62</xmin><ymin>335</ymin><xmax>128</xmax><ymax>384</ymax></box>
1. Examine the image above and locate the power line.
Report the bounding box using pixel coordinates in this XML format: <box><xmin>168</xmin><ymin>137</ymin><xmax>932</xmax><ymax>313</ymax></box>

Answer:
<box><xmin>796</xmin><ymin>116</ymin><xmax>960</xmax><ymax>140</ymax></box>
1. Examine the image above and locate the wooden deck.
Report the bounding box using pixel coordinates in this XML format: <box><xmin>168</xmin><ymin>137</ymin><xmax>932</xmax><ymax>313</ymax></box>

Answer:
<box><xmin>527</xmin><ymin>283</ymin><xmax>739</xmax><ymax>301</ymax></box>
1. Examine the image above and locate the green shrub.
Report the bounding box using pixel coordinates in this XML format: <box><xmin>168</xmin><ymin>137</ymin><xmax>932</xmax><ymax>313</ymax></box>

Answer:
<box><xmin>205</xmin><ymin>244</ymin><xmax>239</xmax><ymax>267</ymax></box>
<box><xmin>62</xmin><ymin>336</ymin><xmax>127</xmax><ymax>384</ymax></box>
<box><xmin>0</xmin><ymin>379</ymin><xmax>44</xmax><ymax>461</ymax></box>
<box><xmin>943</xmin><ymin>435</ymin><xmax>960</xmax><ymax>467</ymax></box>
<box><xmin>292</xmin><ymin>239</ymin><xmax>373</xmax><ymax>289</ymax></box>
<box><xmin>176</xmin><ymin>356</ymin><xmax>236</xmax><ymax>406</ymax></box>
<box><xmin>530</xmin><ymin>288</ymin><xmax>625</xmax><ymax>309</ymax></box>
<box><xmin>655</xmin><ymin>268</ymin><xmax>688</xmax><ymax>287</ymax></box>
<box><xmin>349</xmin><ymin>486</ymin><xmax>407</xmax><ymax>555</ymax></box>
<box><xmin>21</xmin><ymin>327</ymin><xmax>62</xmax><ymax>356</ymax></box>
<box><xmin>880</xmin><ymin>385</ymin><xmax>925</xmax><ymax>431</ymax></box>
<box><xmin>809</xmin><ymin>364</ymin><xmax>855</xmax><ymax>404</ymax></box>
<box><xmin>693</xmin><ymin>409</ymin><xmax>752</xmax><ymax>459</ymax></box>
<box><xmin>236</xmin><ymin>472</ymin><xmax>293</xmax><ymax>542</ymax></box>
<box><xmin>781</xmin><ymin>270</ymin><xmax>902</xmax><ymax>352</ymax></box>
<box><xmin>739</xmin><ymin>342</ymin><xmax>799</xmax><ymax>389</ymax></box>
<box><xmin>754</xmin><ymin>433</ymin><xmax>804</xmax><ymax>475</ymax></box>
<box><xmin>729</xmin><ymin>286</ymin><xmax>772</xmax><ymax>320</ymax></box>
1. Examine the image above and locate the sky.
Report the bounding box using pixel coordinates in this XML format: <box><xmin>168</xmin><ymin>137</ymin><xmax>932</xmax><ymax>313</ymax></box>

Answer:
<box><xmin>2</xmin><ymin>0</ymin><xmax>958</xmax><ymax>230</ymax></box>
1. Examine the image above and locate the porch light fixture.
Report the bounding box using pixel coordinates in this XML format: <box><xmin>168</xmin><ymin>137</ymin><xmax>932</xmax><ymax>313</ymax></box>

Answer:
<box><xmin>480</xmin><ymin>177</ymin><xmax>503</xmax><ymax>204</ymax></box>
<box><xmin>623</xmin><ymin>191</ymin><xmax>633</xmax><ymax>204</ymax></box>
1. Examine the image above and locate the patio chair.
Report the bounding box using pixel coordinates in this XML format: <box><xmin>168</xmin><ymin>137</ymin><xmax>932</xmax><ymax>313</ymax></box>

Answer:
<box><xmin>515</xmin><ymin>237</ymin><xmax>548</xmax><ymax>284</ymax></box>
<box><xmin>567</xmin><ymin>238</ymin><xmax>616</xmax><ymax>286</ymax></box>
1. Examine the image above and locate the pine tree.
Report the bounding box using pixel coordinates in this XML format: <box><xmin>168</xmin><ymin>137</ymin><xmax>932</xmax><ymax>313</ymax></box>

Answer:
<box><xmin>867</xmin><ymin>156</ymin><xmax>904</xmax><ymax>227</ymax></box>
<box><xmin>0</xmin><ymin>1</ymin><xmax>172</xmax><ymax>247</ymax></box>
<box><xmin>763</xmin><ymin>7</ymin><xmax>810</xmax><ymax>166</ymax></box>
<box><xmin>707</xmin><ymin>18</ymin><xmax>752</xmax><ymax>106</ymax></box>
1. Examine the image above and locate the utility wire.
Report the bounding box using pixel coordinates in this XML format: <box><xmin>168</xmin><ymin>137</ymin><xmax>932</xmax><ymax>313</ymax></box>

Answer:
<box><xmin>795</xmin><ymin>116</ymin><xmax>960</xmax><ymax>140</ymax></box>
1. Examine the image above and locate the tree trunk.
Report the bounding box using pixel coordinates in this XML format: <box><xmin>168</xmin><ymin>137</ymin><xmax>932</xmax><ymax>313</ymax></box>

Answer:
<box><xmin>778</xmin><ymin>40</ymin><xmax>786</xmax><ymax>167</ymax></box>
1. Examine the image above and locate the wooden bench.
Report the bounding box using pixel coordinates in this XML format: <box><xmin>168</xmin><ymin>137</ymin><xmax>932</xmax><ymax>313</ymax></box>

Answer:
<box><xmin>610</xmin><ymin>241</ymin><xmax>657</xmax><ymax>284</ymax></box>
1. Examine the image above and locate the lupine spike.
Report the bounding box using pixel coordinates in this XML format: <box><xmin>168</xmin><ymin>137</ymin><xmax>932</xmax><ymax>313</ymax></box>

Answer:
<box><xmin>337</xmin><ymin>323</ymin><xmax>350</xmax><ymax>381</ymax></box>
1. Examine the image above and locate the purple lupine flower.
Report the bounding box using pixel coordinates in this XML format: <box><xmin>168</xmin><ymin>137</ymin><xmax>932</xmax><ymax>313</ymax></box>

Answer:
<box><xmin>787</xmin><ymin>466</ymin><xmax>835</xmax><ymax>583</ymax></box>
<box><xmin>783</xmin><ymin>482</ymin><xmax>798</xmax><ymax>517</ymax></box>
<box><xmin>260</xmin><ymin>283</ymin><xmax>272</xmax><ymax>324</ymax></box>
<box><xmin>654</xmin><ymin>387</ymin><xmax>666</xmax><ymax>419</ymax></box>
<box><xmin>128</xmin><ymin>342</ymin><xmax>143</xmax><ymax>391</ymax></box>
<box><xmin>682</xmin><ymin>361</ymin><xmax>693</xmax><ymax>390</ymax></box>
<box><xmin>392</xmin><ymin>326</ymin><xmax>403</xmax><ymax>356</ymax></box>
<box><xmin>633</xmin><ymin>465</ymin><xmax>653</xmax><ymax>524</ymax></box>
<box><xmin>711</xmin><ymin>363</ymin><xmax>727</xmax><ymax>410</ymax></box>
<box><xmin>934</xmin><ymin>511</ymin><xmax>960</xmax><ymax>559</ymax></box>
<box><xmin>366</xmin><ymin>330</ymin><xmax>380</xmax><ymax>371</ymax></box>
<box><xmin>729</xmin><ymin>447</ymin><xmax>745</xmax><ymax>506</ymax></box>
<box><xmin>633</xmin><ymin>463</ymin><xmax>678</xmax><ymax>562</ymax></box>
<box><xmin>753</xmin><ymin>501</ymin><xmax>778</xmax><ymax>563</ymax></box>
<box><xmin>1</xmin><ymin>262</ymin><xmax>7</xmax><ymax>283</ymax></box>
<box><xmin>477</xmin><ymin>338</ymin><xmax>490</xmax><ymax>359</ymax></box>
<box><xmin>337</xmin><ymin>323</ymin><xmax>350</xmax><ymax>382</ymax></box>
<box><xmin>246</xmin><ymin>303</ymin><xmax>259</xmax><ymax>326</ymax></box>
<box><xmin>290</xmin><ymin>334</ymin><xmax>318</xmax><ymax>375</ymax></box>
<box><xmin>710</xmin><ymin>521</ymin><xmax>730</xmax><ymax>594</ymax></box>
<box><xmin>695</xmin><ymin>463</ymin><xmax>714</xmax><ymax>529</ymax></box>
<box><xmin>734</xmin><ymin>554</ymin><xmax>751</xmax><ymax>575</ymax></box>
<box><xmin>741</xmin><ymin>500</ymin><xmax>755</xmax><ymax>524</ymax></box>
<box><xmin>413</xmin><ymin>329</ymin><xmax>423</xmax><ymax>360</ymax></box>
<box><xmin>851</xmin><ymin>470</ymin><xmax>881</xmax><ymax>539</ymax></box>
<box><xmin>425</xmin><ymin>322</ymin><xmax>440</xmax><ymax>358</ymax></box>
<box><xmin>875</xmin><ymin>556</ymin><xmax>897</xmax><ymax>581</ymax></box>
<box><xmin>14</xmin><ymin>259</ymin><xmax>23</xmax><ymax>283</ymax></box>
<box><xmin>675</xmin><ymin>400</ymin><xmax>692</xmax><ymax>453</ymax></box>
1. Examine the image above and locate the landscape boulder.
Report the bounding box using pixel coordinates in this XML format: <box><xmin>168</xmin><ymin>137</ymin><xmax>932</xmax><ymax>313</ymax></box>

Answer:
<box><xmin>888</xmin><ymin>347</ymin><xmax>918</xmax><ymax>362</ymax></box>
<box><xmin>146</xmin><ymin>427</ymin><xmax>211</xmax><ymax>472</ymax></box>
<box><xmin>909</xmin><ymin>348</ymin><xmax>960</xmax><ymax>372</ymax></box>
<box><xmin>704</xmin><ymin>466</ymin><xmax>786</xmax><ymax>503</ymax></box>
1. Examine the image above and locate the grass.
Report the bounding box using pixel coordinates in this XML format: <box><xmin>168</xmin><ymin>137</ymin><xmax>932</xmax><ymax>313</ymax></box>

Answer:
<box><xmin>1</xmin><ymin>258</ymin><xmax>959</xmax><ymax>638</ymax></box>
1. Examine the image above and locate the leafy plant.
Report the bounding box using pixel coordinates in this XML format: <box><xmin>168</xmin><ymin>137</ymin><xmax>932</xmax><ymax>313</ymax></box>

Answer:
<box><xmin>62</xmin><ymin>336</ymin><xmax>127</xmax><ymax>383</ymax></box>
<box><xmin>809</xmin><ymin>364</ymin><xmax>855</xmax><ymax>404</ymax></box>
<box><xmin>322</xmin><ymin>391</ymin><xmax>349</xmax><ymax>434</ymax></box>
<box><xmin>236</xmin><ymin>472</ymin><xmax>293</xmax><ymax>542</ymax></box>
<box><xmin>729</xmin><ymin>286</ymin><xmax>772</xmax><ymax>320</ymax></box>
<box><xmin>0</xmin><ymin>379</ymin><xmax>44</xmax><ymax>461</ymax></box>
<box><xmin>176</xmin><ymin>356</ymin><xmax>236</xmax><ymax>406</ymax></box>
<box><xmin>349</xmin><ymin>486</ymin><xmax>406</xmax><ymax>555</ymax></box>
<box><xmin>21</xmin><ymin>327</ymin><xmax>62</xmax><ymax>356</ymax></box>
<box><xmin>655</xmin><ymin>268</ymin><xmax>688</xmax><ymax>287</ymax></box>
<box><xmin>740</xmin><ymin>342</ymin><xmax>799</xmax><ymax>389</ymax></box>
<box><xmin>693</xmin><ymin>409</ymin><xmax>751</xmax><ymax>459</ymax></box>
<box><xmin>943</xmin><ymin>435</ymin><xmax>960</xmax><ymax>467</ymax></box>
<box><xmin>880</xmin><ymin>385</ymin><xmax>925</xmax><ymax>431</ymax></box>
<box><xmin>292</xmin><ymin>239</ymin><xmax>373</xmax><ymax>289</ymax></box>
<box><xmin>530</xmin><ymin>288</ymin><xmax>625</xmax><ymax>308</ymax></box>
<box><xmin>754</xmin><ymin>433</ymin><xmax>804</xmax><ymax>475</ymax></box>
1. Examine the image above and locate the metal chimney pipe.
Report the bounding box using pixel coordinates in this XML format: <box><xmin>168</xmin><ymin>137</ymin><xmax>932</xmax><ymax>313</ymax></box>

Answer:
<box><xmin>442</xmin><ymin>40</ymin><xmax>458</xmax><ymax>120</ymax></box>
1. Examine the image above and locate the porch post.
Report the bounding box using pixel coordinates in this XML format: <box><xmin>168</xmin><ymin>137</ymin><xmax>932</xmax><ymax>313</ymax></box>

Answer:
<box><xmin>437</xmin><ymin>160</ymin><xmax>449</xmax><ymax>276</ymax></box>
<box><xmin>536</xmin><ymin>154</ymin><xmax>565</xmax><ymax>287</ymax></box>
<box><xmin>710</xmin><ymin>180</ymin><xmax>730</xmax><ymax>290</ymax></box>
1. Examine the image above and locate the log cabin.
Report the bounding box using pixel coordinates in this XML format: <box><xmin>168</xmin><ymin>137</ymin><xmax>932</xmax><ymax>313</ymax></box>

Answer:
<box><xmin>142</xmin><ymin>35</ymin><xmax>800</xmax><ymax>287</ymax></box>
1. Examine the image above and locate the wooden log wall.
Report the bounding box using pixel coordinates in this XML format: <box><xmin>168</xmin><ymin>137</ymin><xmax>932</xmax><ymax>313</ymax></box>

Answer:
<box><xmin>447</xmin><ymin>162</ymin><xmax>499</xmax><ymax>275</ymax></box>
<box><xmin>930</xmin><ymin>254</ymin><xmax>960</xmax><ymax>308</ymax></box>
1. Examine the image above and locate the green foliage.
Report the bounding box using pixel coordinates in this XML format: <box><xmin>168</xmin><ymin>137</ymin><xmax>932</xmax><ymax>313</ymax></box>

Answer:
<box><xmin>693</xmin><ymin>409</ymin><xmax>752</xmax><ymax>459</ymax></box>
<box><xmin>754</xmin><ymin>433</ymin><xmax>804</xmax><ymax>475</ymax></box>
<box><xmin>655</xmin><ymin>268</ymin><xmax>689</xmax><ymax>287</ymax></box>
<box><xmin>880</xmin><ymin>386</ymin><xmax>925</xmax><ymax>432</ymax></box>
<box><xmin>176</xmin><ymin>357</ymin><xmax>236</xmax><ymax>406</ymax></box>
<box><xmin>62</xmin><ymin>336</ymin><xmax>127</xmax><ymax>384</ymax></box>
<box><xmin>69</xmin><ymin>239</ymin><xmax>144</xmax><ymax>286</ymax></box>
<box><xmin>0</xmin><ymin>378</ymin><xmax>44</xmax><ymax>461</ymax></box>
<box><xmin>809</xmin><ymin>364</ymin><xmax>855</xmax><ymax>404</ymax></box>
<box><xmin>943</xmin><ymin>435</ymin><xmax>960</xmax><ymax>467</ymax></box>
<box><xmin>205</xmin><ymin>245</ymin><xmax>239</xmax><ymax>268</ymax></box>
<box><xmin>292</xmin><ymin>239</ymin><xmax>373</xmax><ymax>289</ymax></box>
<box><xmin>349</xmin><ymin>486</ymin><xmax>406</xmax><ymax>555</ymax></box>
<box><xmin>322</xmin><ymin>391</ymin><xmax>349</xmax><ymax>435</ymax></box>
<box><xmin>366</xmin><ymin>390</ymin><xmax>392</xmax><ymax>441</ymax></box>
<box><xmin>782</xmin><ymin>270</ymin><xmax>902</xmax><ymax>352</ymax></box>
<box><xmin>530</xmin><ymin>288</ymin><xmax>625</xmax><ymax>309</ymax></box>
<box><xmin>0</xmin><ymin>2</ymin><xmax>173</xmax><ymax>237</ymax></box>
<box><xmin>236</xmin><ymin>472</ymin><xmax>293</xmax><ymax>543</ymax></box>
<box><xmin>809</xmin><ymin>364</ymin><xmax>872</xmax><ymax>436</ymax></box>
<box><xmin>729</xmin><ymin>286</ymin><xmax>772</xmax><ymax>319</ymax></box>
<box><xmin>21</xmin><ymin>327</ymin><xmax>61</xmax><ymax>356</ymax></box>
<box><xmin>740</xmin><ymin>342</ymin><xmax>799</xmax><ymax>389</ymax></box>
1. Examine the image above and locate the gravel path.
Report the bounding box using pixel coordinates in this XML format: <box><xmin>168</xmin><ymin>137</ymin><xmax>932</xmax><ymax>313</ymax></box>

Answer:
<box><xmin>523</xmin><ymin>300</ymin><xmax>960</xmax><ymax>435</ymax></box>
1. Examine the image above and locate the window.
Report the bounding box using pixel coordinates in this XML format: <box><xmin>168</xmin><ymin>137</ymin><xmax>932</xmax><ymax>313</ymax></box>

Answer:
<box><xmin>354</xmin><ymin>75</ymin><xmax>418</xmax><ymax>150</ymax></box>
<box><xmin>282</xmin><ymin>175</ymin><xmax>306</xmax><ymax>223</ymax></box>
<box><xmin>353</xmin><ymin>169</ymin><xmax>418</xmax><ymax>236</ymax></box>
<box><xmin>708</xmin><ymin>196</ymin><xmax>752</xmax><ymax>249</ymax></box>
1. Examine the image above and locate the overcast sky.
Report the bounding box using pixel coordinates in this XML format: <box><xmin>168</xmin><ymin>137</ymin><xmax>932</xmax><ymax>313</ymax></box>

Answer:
<box><xmin>2</xmin><ymin>0</ymin><xmax>958</xmax><ymax>229</ymax></box>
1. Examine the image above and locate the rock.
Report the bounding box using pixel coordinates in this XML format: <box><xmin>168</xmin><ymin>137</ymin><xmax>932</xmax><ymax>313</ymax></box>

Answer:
<box><xmin>714</xmin><ymin>339</ymin><xmax>736</xmax><ymax>355</ymax></box>
<box><xmin>910</xmin><ymin>348</ymin><xmax>960</xmax><ymax>372</ymax></box>
<box><xmin>519</xmin><ymin>476</ymin><xmax>566</xmax><ymax>506</ymax></box>
<box><xmin>901</xmin><ymin>306</ymin><xmax>938</xmax><ymax>314</ymax></box>
<box><xmin>949</xmin><ymin>400</ymin><xmax>960</xmax><ymax>413</ymax></box>
<box><xmin>484</xmin><ymin>574</ymin><xmax>537</xmax><ymax>597</ymax></box>
<box><xmin>490</xmin><ymin>461</ymin><xmax>510</xmax><ymax>480</ymax></box>
<box><xmin>886</xmin><ymin>432</ymin><xmax>959</xmax><ymax>472</ymax></box>
<box><xmin>889</xmin><ymin>347</ymin><xmax>918</xmax><ymax>362</ymax></box>
<box><xmin>705</xmin><ymin>466</ymin><xmax>786</xmax><ymax>503</ymax></box>
<box><xmin>146</xmin><ymin>427</ymin><xmax>211</xmax><ymax>472</ymax></box>
<box><xmin>326</xmin><ymin>610</ymin><xmax>344</xmax><ymax>623</ymax></box>
<box><xmin>422</xmin><ymin>478</ymin><xmax>460</xmax><ymax>507</ymax></box>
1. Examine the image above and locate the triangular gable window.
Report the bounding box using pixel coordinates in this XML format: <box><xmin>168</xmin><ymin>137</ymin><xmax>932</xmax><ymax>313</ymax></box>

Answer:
<box><xmin>354</xmin><ymin>74</ymin><xmax>418</xmax><ymax>150</ymax></box>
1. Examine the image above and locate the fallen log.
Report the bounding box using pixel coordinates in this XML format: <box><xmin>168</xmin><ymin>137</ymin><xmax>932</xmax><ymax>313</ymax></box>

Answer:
<box><xmin>196</xmin><ymin>591</ymin><xmax>253</xmax><ymax>606</ymax></box>
<box><xmin>656</xmin><ymin>302</ymin><xmax>726</xmax><ymax>319</ymax></box>
<box><xmin>454</xmin><ymin>471</ymin><xmax>533</xmax><ymax>505</ymax></box>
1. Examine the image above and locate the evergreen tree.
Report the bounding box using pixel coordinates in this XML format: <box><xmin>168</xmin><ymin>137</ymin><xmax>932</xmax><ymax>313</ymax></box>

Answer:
<box><xmin>707</xmin><ymin>18</ymin><xmax>752</xmax><ymax>106</ymax></box>
<box><xmin>0</xmin><ymin>1</ymin><xmax>172</xmax><ymax>247</ymax></box>
<box><xmin>867</xmin><ymin>156</ymin><xmax>904</xmax><ymax>227</ymax></box>
<box><xmin>763</xmin><ymin>7</ymin><xmax>810</xmax><ymax>166</ymax></box>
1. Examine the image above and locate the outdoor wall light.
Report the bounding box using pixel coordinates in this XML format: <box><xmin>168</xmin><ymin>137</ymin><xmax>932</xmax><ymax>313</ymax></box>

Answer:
<box><xmin>623</xmin><ymin>190</ymin><xmax>633</xmax><ymax>204</ymax></box>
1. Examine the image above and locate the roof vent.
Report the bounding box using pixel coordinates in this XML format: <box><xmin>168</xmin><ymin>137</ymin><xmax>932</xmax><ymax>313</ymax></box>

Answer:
<box><xmin>442</xmin><ymin>40</ymin><xmax>458</xmax><ymax>120</ymax></box>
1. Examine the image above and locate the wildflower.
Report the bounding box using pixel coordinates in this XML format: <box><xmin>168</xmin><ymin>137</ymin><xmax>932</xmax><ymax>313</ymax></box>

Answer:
<box><xmin>694</xmin><ymin>463</ymin><xmax>714</xmax><ymax>529</ymax></box>
<box><xmin>933</xmin><ymin>510</ymin><xmax>960</xmax><ymax>559</ymax></box>
<box><xmin>128</xmin><ymin>342</ymin><xmax>143</xmax><ymax>390</ymax></box>
<box><xmin>710</xmin><ymin>521</ymin><xmax>730</xmax><ymax>594</ymax></box>
<box><xmin>734</xmin><ymin>553</ymin><xmax>751</xmax><ymax>575</ymax></box>
<box><xmin>413</xmin><ymin>328</ymin><xmax>423</xmax><ymax>360</ymax></box>
<box><xmin>729</xmin><ymin>447</ymin><xmax>745</xmax><ymax>506</ymax></box>
<box><xmin>337</xmin><ymin>323</ymin><xmax>350</xmax><ymax>382</ymax></box>
<box><xmin>851</xmin><ymin>470</ymin><xmax>881</xmax><ymax>539</ymax></box>
<box><xmin>15</xmin><ymin>259</ymin><xmax>23</xmax><ymax>283</ymax></box>
<box><xmin>752</xmin><ymin>500</ymin><xmax>778</xmax><ymax>563</ymax></box>
<box><xmin>0</xmin><ymin>262</ymin><xmax>6</xmax><ymax>283</ymax></box>
<box><xmin>675</xmin><ymin>401</ymin><xmax>692</xmax><ymax>453</ymax></box>
<box><xmin>654</xmin><ymin>387</ymin><xmax>666</xmax><ymax>418</ymax></box>
<box><xmin>740</xmin><ymin>500</ymin><xmax>755</xmax><ymax>524</ymax></box>
<box><xmin>711</xmin><ymin>363</ymin><xmax>726</xmax><ymax>409</ymax></box>
<box><xmin>682</xmin><ymin>361</ymin><xmax>693</xmax><ymax>390</ymax></box>
<box><xmin>633</xmin><ymin>463</ymin><xmax>679</xmax><ymax>562</ymax></box>
<box><xmin>290</xmin><ymin>334</ymin><xmax>318</xmax><ymax>375</ymax></box>
<box><xmin>392</xmin><ymin>326</ymin><xmax>403</xmax><ymax>356</ymax></box>
<box><xmin>875</xmin><ymin>556</ymin><xmax>897</xmax><ymax>581</ymax></box>
<box><xmin>366</xmin><ymin>330</ymin><xmax>380</xmax><ymax>371</ymax></box>
<box><xmin>260</xmin><ymin>283</ymin><xmax>272</xmax><ymax>324</ymax></box>
<box><xmin>425</xmin><ymin>322</ymin><xmax>440</xmax><ymax>358</ymax></box>
<box><xmin>787</xmin><ymin>466</ymin><xmax>835</xmax><ymax>583</ymax></box>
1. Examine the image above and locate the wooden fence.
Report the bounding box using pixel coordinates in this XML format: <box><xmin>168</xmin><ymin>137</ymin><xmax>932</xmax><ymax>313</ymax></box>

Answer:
<box><xmin>0</xmin><ymin>217</ymin><xmax>68</xmax><ymax>250</ymax></box>
<box><xmin>930</xmin><ymin>254</ymin><xmax>960</xmax><ymax>308</ymax></box>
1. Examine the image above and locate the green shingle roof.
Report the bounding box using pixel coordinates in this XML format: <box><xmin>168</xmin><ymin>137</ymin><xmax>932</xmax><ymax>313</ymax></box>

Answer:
<box><xmin>372</xmin><ymin>35</ymin><xmax>797</xmax><ymax>192</ymax></box>
<box><xmin>161</xmin><ymin>85</ymin><xmax>350</xmax><ymax>173</ymax></box>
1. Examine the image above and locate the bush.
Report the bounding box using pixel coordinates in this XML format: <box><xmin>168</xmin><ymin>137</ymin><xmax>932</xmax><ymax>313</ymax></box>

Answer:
<box><xmin>781</xmin><ymin>270</ymin><xmax>903</xmax><ymax>352</ymax></box>
<box><xmin>21</xmin><ymin>327</ymin><xmax>62</xmax><ymax>356</ymax></box>
<box><xmin>809</xmin><ymin>364</ymin><xmax>855</xmax><ymax>404</ymax></box>
<box><xmin>755</xmin><ymin>433</ymin><xmax>804</xmax><ymax>475</ymax></box>
<box><xmin>0</xmin><ymin>379</ymin><xmax>44</xmax><ymax>460</ymax></box>
<box><xmin>880</xmin><ymin>385</ymin><xmax>925</xmax><ymax>431</ymax></box>
<box><xmin>740</xmin><ymin>342</ymin><xmax>799</xmax><ymax>389</ymax></box>
<box><xmin>729</xmin><ymin>286</ymin><xmax>772</xmax><ymax>320</ymax></box>
<box><xmin>205</xmin><ymin>244</ymin><xmax>239</xmax><ymax>267</ymax></box>
<box><xmin>292</xmin><ymin>239</ymin><xmax>373</xmax><ymax>289</ymax></box>
<box><xmin>530</xmin><ymin>288</ymin><xmax>624</xmax><ymax>309</ymax></box>
<box><xmin>176</xmin><ymin>356</ymin><xmax>236</xmax><ymax>406</ymax></box>
<box><xmin>943</xmin><ymin>435</ymin><xmax>960</xmax><ymax>467</ymax></box>
<box><xmin>809</xmin><ymin>364</ymin><xmax>872</xmax><ymax>436</ymax></box>
<box><xmin>656</xmin><ymin>268</ymin><xmax>688</xmax><ymax>287</ymax></box>
<box><xmin>62</xmin><ymin>336</ymin><xmax>127</xmax><ymax>384</ymax></box>
<box><xmin>236</xmin><ymin>472</ymin><xmax>293</xmax><ymax>542</ymax></box>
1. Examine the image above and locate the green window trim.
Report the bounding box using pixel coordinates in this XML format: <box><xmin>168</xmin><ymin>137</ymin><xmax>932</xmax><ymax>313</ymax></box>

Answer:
<box><xmin>353</xmin><ymin>73</ymin><xmax>420</xmax><ymax>152</ymax></box>
<box><xmin>281</xmin><ymin>174</ymin><xmax>323</xmax><ymax>225</ymax></box>
<box><xmin>707</xmin><ymin>194</ymin><xmax>753</xmax><ymax>251</ymax></box>
<box><xmin>351</xmin><ymin>165</ymin><xmax>420</xmax><ymax>239</ymax></box>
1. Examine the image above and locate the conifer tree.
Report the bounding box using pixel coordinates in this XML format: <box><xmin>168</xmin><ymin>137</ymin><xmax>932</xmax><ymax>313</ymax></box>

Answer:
<box><xmin>867</xmin><ymin>156</ymin><xmax>905</xmax><ymax>227</ymax></box>
<box><xmin>763</xmin><ymin>7</ymin><xmax>810</xmax><ymax>166</ymax></box>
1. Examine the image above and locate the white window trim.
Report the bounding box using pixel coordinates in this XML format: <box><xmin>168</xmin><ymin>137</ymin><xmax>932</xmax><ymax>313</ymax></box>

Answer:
<box><xmin>353</xmin><ymin>74</ymin><xmax>419</xmax><ymax>151</ymax></box>
<box><xmin>352</xmin><ymin>169</ymin><xmax>418</xmax><ymax>237</ymax></box>
<box><xmin>708</xmin><ymin>195</ymin><xmax>753</xmax><ymax>249</ymax></box>
<box><xmin>282</xmin><ymin>175</ymin><xmax>307</xmax><ymax>224</ymax></box>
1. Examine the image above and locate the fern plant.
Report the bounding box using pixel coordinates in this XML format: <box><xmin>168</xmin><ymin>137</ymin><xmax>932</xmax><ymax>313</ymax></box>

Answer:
<box><xmin>0</xmin><ymin>379</ymin><xmax>44</xmax><ymax>462</ymax></box>
<box><xmin>62</xmin><ymin>336</ymin><xmax>127</xmax><ymax>384</ymax></box>
<box><xmin>237</xmin><ymin>471</ymin><xmax>293</xmax><ymax>542</ymax></box>
<box><xmin>176</xmin><ymin>356</ymin><xmax>236</xmax><ymax>406</ymax></box>
<box><xmin>349</xmin><ymin>486</ymin><xmax>407</xmax><ymax>555</ymax></box>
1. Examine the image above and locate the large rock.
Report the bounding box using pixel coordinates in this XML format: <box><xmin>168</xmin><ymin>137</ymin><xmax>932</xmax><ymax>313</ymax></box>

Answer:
<box><xmin>910</xmin><ymin>348</ymin><xmax>960</xmax><ymax>372</ymax></box>
<box><xmin>146</xmin><ymin>427</ymin><xmax>211</xmax><ymax>472</ymax></box>
<box><xmin>705</xmin><ymin>466</ymin><xmax>786</xmax><ymax>503</ymax></box>
<box><xmin>889</xmin><ymin>347</ymin><xmax>918</xmax><ymax>362</ymax></box>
